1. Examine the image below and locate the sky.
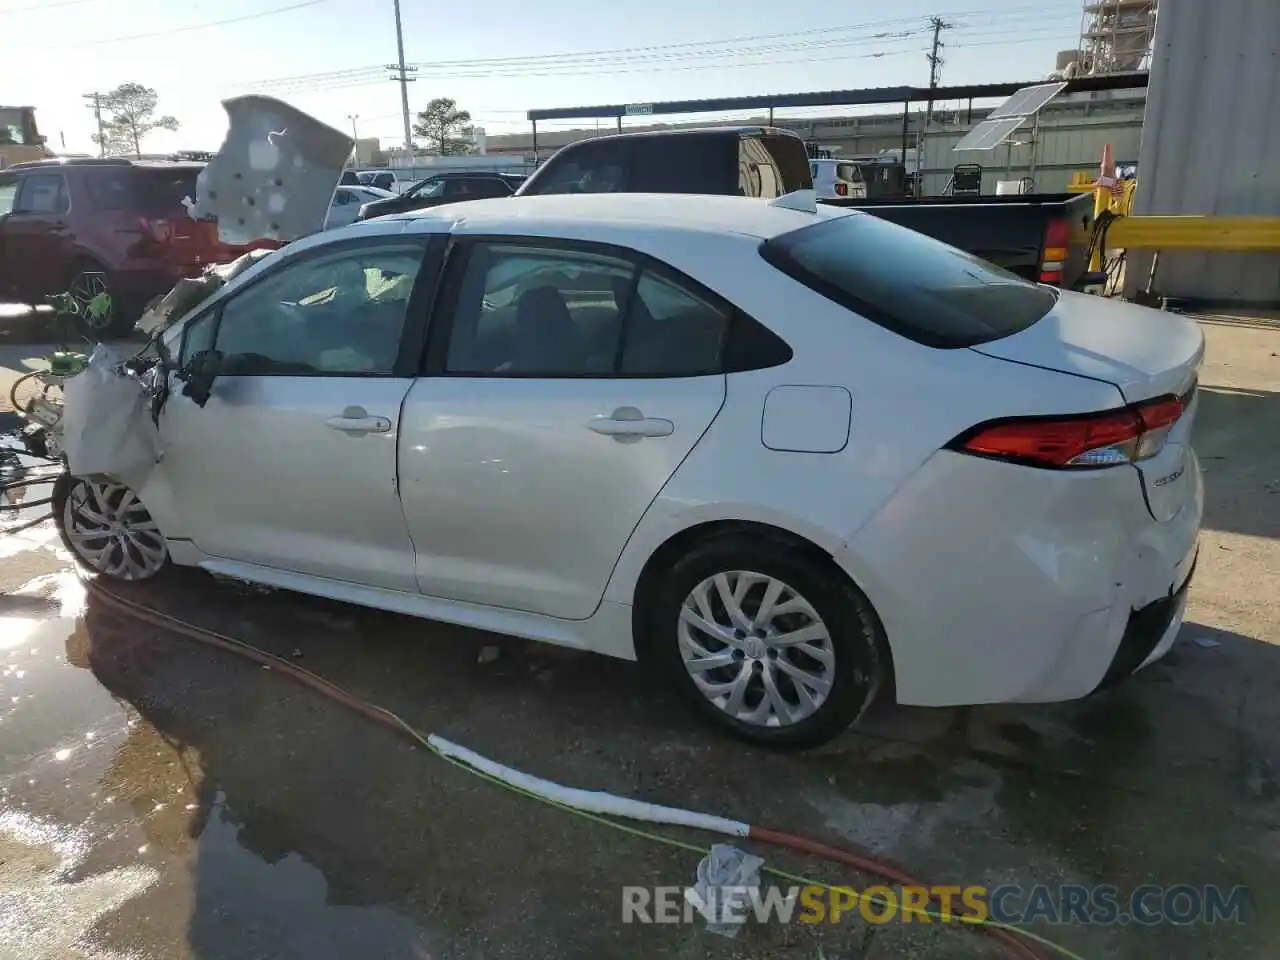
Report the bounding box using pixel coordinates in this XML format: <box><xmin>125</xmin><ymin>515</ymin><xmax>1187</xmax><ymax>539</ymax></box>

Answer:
<box><xmin>2</xmin><ymin>0</ymin><xmax>1087</xmax><ymax>155</ymax></box>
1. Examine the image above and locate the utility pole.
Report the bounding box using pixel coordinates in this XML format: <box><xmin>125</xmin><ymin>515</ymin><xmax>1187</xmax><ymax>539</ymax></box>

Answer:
<box><xmin>925</xmin><ymin>16</ymin><xmax>952</xmax><ymax>125</ymax></box>
<box><xmin>347</xmin><ymin>114</ymin><xmax>360</xmax><ymax>167</ymax></box>
<box><xmin>387</xmin><ymin>0</ymin><xmax>417</xmax><ymax>156</ymax></box>
<box><xmin>82</xmin><ymin>92</ymin><xmax>105</xmax><ymax>157</ymax></box>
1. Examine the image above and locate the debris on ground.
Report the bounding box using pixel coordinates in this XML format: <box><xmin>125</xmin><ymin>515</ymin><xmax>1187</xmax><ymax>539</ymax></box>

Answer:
<box><xmin>477</xmin><ymin>646</ymin><xmax>500</xmax><ymax>665</ymax></box>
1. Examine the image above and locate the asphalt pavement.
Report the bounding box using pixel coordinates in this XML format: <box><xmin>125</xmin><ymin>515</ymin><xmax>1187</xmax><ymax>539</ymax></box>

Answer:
<box><xmin>0</xmin><ymin>315</ymin><xmax>1278</xmax><ymax>960</ymax></box>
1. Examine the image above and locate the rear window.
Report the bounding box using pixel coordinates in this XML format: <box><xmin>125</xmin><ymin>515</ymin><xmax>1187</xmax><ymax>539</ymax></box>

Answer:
<box><xmin>835</xmin><ymin>163</ymin><xmax>860</xmax><ymax>182</ymax></box>
<box><xmin>760</xmin><ymin>213</ymin><xmax>1057</xmax><ymax>348</ymax></box>
<box><xmin>132</xmin><ymin>167</ymin><xmax>200</xmax><ymax>215</ymax></box>
<box><xmin>739</xmin><ymin>135</ymin><xmax>812</xmax><ymax>198</ymax></box>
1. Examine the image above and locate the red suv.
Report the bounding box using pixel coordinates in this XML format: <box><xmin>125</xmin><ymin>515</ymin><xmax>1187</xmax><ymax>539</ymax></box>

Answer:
<box><xmin>0</xmin><ymin>159</ymin><xmax>275</xmax><ymax>337</ymax></box>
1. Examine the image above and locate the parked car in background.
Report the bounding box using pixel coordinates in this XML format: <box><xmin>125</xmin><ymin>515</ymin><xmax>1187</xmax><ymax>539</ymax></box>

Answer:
<box><xmin>516</xmin><ymin>126</ymin><xmax>813</xmax><ymax>198</ymax></box>
<box><xmin>356</xmin><ymin>171</ymin><xmax>525</xmax><ymax>221</ymax></box>
<box><xmin>809</xmin><ymin>158</ymin><xmax>866</xmax><ymax>200</ymax></box>
<box><xmin>357</xmin><ymin>170</ymin><xmax>398</xmax><ymax>192</ymax></box>
<box><xmin>326</xmin><ymin>185</ymin><xmax>396</xmax><ymax>230</ymax></box>
<box><xmin>339</xmin><ymin>169</ymin><xmax>361</xmax><ymax>186</ymax></box>
<box><xmin>62</xmin><ymin>193</ymin><xmax>1201</xmax><ymax>747</ymax></box>
<box><xmin>0</xmin><ymin>158</ymin><xmax>276</xmax><ymax>337</ymax></box>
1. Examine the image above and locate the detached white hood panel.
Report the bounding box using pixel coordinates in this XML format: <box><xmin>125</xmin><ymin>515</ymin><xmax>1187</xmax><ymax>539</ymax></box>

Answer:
<box><xmin>193</xmin><ymin>96</ymin><xmax>354</xmax><ymax>245</ymax></box>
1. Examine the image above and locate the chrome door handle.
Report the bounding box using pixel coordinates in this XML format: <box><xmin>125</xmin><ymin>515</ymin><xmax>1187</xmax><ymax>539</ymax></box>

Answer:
<box><xmin>326</xmin><ymin>411</ymin><xmax>391</xmax><ymax>434</ymax></box>
<box><xmin>589</xmin><ymin>407</ymin><xmax>674</xmax><ymax>440</ymax></box>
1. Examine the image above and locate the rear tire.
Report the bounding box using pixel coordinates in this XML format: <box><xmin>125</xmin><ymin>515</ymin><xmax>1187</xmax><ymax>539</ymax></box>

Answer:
<box><xmin>53</xmin><ymin>474</ymin><xmax>170</xmax><ymax>582</ymax></box>
<box><xmin>649</xmin><ymin>533</ymin><xmax>887</xmax><ymax>748</ymax></box>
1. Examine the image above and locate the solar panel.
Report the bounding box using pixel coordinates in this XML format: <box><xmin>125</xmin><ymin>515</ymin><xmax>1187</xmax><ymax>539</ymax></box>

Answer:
<box><xmin>952</xmin><ymin>116</ymin><xmax>1027</xmax><ymax>152</ymax></box>
<box><xmin>987</xmin><ymin>82</ymin><xmax>1068</xmax><ymax>120</ymax></box>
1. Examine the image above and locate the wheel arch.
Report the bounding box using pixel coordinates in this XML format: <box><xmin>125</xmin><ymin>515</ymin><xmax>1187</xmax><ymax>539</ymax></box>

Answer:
<box><xmin>627</xmin><ymin>517</ymin><xmax>896</xmax><ymax>697</ymax></box>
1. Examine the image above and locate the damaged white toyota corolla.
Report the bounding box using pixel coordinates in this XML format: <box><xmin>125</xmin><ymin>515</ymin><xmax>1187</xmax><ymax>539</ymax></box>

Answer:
<box><xmin>53</xmin><ymin>192</ymin><xmax>1203</xmax><ymax>747</ymax></box>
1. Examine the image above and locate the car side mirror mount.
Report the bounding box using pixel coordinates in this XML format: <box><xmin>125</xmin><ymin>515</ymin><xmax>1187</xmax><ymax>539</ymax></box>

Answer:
<box><xmin>179</xmin><ymin>349</ymin><xmax>223</xmax><ymax>408</ymax></box>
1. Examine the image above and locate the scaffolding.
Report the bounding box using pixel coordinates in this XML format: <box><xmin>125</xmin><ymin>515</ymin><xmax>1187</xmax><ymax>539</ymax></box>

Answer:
<box><xmin>1079</xmin><ymin>0</ymin><xmax>1158</xmax><ymax>75</ymax></box>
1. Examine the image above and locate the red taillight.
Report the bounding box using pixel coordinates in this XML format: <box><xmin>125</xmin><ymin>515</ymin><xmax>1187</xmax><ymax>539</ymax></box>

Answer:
<box><xmin>835</xmin><ymin>182</ymin><xmax>848</xmax><ymax>196</ymax></box>
<box><xmin>954</xmin><ymin>395</ymin><xmax>1185</xmax><ymax>469</ymax></box>
<box><xmin>1039</xmin><ymin>217</ymin><xmax>1071</xmax><ymax>284</ymax></box>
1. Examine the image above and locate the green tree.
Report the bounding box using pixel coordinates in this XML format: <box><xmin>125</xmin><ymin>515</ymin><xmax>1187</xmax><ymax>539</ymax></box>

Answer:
<box><xmin>92</xmin><ymin>83</ymin><xmax>179</xmax><ymax>157</ymax></box>
<box><xmin>412</xmin><ymin>97</ymin><xmax>473</xmax><ymax>156</ymax></box>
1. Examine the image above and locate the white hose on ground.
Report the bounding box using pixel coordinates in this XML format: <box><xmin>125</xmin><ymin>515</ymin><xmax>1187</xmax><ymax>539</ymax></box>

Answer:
<box><xmin>428</xmin><ymin>734</ymin><xmax>751</xmax><ymax>838</ymax></box>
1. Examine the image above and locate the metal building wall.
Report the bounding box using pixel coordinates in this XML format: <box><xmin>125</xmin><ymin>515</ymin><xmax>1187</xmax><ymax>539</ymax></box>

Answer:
<box><xmin>920</xmin><ymin>113</ymin><xmax>1144</xmax><ymax>195</ymax></box>
<box><xmin>1127</xmin><ymin>0</ymin><xmax>1280</xmax><ymax>302</ymax></box>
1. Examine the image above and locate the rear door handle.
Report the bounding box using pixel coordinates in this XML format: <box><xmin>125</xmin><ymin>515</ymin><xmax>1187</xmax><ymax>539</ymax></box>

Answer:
<box><xmin>589</xmin><ymin>407</ymin><xmax>674</xmax><ymax>440</ymax></box>
<box><xmin>326</xmin><ymin>406</ymin><xmax>391</xmax><ymax>434</ymax></box>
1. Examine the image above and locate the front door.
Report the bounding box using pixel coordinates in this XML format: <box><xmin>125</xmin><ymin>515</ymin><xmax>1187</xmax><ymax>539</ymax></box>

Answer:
<box><xmin>1</xmin><ymin>171</ymin><xmax>71</xmax><ymax>304</ymax></box>
<box><xmin>399</xmin><ymin>238</ymin><xmax>732</xmax><ymax>620</ymax></box>
<box><xmin>156</xmin><ymin>236</ymin><xmax>439</xmax><ymax>592</ymax></box>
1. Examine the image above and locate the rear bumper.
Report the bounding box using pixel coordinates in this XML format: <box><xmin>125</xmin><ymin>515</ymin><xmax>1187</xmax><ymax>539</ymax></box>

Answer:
<box><xmin>1097</xmin><ymin>552</ymin><xmax>1196</xmax><ymax>689</ymax></box>
<box><xmin>837</xmin><ymin>448</ymin><xmax>1203</xmax><ymax>707</ymax></box>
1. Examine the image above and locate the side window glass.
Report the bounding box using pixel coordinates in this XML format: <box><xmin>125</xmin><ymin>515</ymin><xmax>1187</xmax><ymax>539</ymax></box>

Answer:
<box><xmin>14</xmin><ymin>173</ymin><xmax>68</xmax><ymax>214</ymax></box>
<box><xmin>527</xmin><ymin>140</ymin><xmax>632</xmax><ymax>195</ymax></box>
<box><xmin>445</xmin><ymin>243</ymin><xmax>635</xmax><ymax>376</ymax></box>
<box><xmin>214</xmin><ymin>243</ymin><xmax>424</xmax><ymax>376</ymax></box>
<box><xmin>86</xmin><ymin>171</ymin><xmax>132</xmax><ymax>210</ymax></box>
<box><xmin>0</xmin><ymin>174</ymin><xmax>17</xmax><ymax>216</ymax></box>
<box><xmin>620</xmin><ymin>269</ymin><xmax>730</xmax><ymax>376</ymax></box>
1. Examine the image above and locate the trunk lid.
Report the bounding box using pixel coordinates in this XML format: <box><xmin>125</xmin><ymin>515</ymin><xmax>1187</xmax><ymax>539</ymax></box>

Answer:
<box><xmin>971</xmin><ymin>290</ymin><xmax>1204</xmax><ymax>404</ymax></box>
<box><xmin>972</xmin><ymin>290</ymin><xmax>1204</xmax><ymax>522</ymax></box>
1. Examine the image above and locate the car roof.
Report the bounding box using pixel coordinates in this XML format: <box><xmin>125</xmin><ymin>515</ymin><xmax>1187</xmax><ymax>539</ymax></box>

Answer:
<box><xmin>6</xmin><ymin>158</ymin><xmax>203</xmax><ymax>172</ymax></box>
<box><xmin>391</xmin><ymin>192</ymin><xmax>850</xmax><ymax>241</ymax></box>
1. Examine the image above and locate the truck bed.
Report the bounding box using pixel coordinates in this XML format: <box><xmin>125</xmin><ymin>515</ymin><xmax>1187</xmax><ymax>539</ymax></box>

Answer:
<box><xmin>822</xmin><ymin>193</ymin><xmax>1096</xmax><ymax>289</ymax></box>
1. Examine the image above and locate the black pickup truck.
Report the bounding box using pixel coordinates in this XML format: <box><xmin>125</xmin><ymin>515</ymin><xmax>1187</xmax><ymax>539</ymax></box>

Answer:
<box><xmin>825</xmin><ymin>192</ymin><xmax>1099</xmax><ymax>288</ymax></box>
<box><xmin>516</xmin><ymin>127</ymin><xmax>1098</xmax><ymax>290</ymax></box>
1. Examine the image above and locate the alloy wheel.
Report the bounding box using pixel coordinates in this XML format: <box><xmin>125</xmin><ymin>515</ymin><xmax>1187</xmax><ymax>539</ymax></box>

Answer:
<box><xmin>677</xmin><ymin>570</ymin><xmax>834</xmax><ymax>728</ymax></box>
<box><xmin>62</xmin><ymin>478</ymin><xmax>167</xmax><ymax>580</ymax></box>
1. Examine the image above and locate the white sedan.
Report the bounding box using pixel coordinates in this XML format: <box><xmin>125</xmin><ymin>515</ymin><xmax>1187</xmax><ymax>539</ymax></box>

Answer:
<box><xmin>324</xmin><ymin>185</ymin><xmax>396</xmax><ymax>230</ymax></box>
<box><xmin>55</xmin><ymin>193</ymin><xmax>1204</xmax><ymax>746</ymax></box>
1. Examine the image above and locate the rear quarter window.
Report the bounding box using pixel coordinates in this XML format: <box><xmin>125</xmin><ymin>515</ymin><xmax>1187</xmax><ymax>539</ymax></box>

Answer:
<box><xmin>760</xmin><ymin>213</ymin><xmax>1057</xmax><ymax>348</ymax></box>
<box><xmin>132</xmin><ymin>167</ymin><xmax>200</xmax><ymax>215</ymax></box>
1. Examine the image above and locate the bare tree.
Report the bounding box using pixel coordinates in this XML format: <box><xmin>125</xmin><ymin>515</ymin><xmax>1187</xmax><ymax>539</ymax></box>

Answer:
<box><xmin>91</xmin><ymin>83</ymin><xmax>179</xmax><ymax>157</ymax></box>
<box><xmin>411</xmin><ymin>98</ymin><xmax>472</xmax><ymax>156</ymax></box>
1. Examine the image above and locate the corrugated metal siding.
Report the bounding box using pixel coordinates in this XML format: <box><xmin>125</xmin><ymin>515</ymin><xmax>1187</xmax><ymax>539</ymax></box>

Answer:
<box><xmin>1127</xmin><ymin>0</ymin><xmax>1280</xmax><ymax>302</ymax></box>
<box><xmin>919</xmin><ymin>114</ymin><xmax>1144</xmax><ymax>195</ymax></box>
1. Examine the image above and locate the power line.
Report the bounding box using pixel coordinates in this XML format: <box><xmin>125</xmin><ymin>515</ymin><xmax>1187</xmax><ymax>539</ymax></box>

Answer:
<box><xmin>1</xmin><ymin>0</ymin><xmax>97</xmax><ymax>14</ymax></box>
<box><xmin>235</xmin><ymin>13</ymin><xmax>975</xmax><ymax>91</ymax></box>
<box><xmin>51</xmin><ymin>0</ymin><xmax>326</xmax><ymax>47</ymax></box>
<box><xmin>238</xmin><ymin>31</ymin><xmax>931</xmax><ymax>94</ymax></box>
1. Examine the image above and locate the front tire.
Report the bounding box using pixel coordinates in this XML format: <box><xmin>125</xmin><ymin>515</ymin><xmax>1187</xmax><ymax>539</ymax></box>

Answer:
<box><xmin>54</xmin><ymin>474</ymin><xmax>169</xmax><ymax>581</ymax></box>
<box><xmin>650</xmin><ymin>534</ymin><xmax>887</xmax><ymax>748</ymax></box>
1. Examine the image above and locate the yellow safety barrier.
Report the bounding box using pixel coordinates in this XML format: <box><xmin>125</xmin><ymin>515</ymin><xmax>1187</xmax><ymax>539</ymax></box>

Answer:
<box><xmin>1104</xmin><ymin>215</ymin><xmax>1280</xmax><ymax>251</ymax></box>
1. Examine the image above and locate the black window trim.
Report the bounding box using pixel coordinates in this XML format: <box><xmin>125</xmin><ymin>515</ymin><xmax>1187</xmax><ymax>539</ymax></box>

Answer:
<box><xmin>420</xmin><ymin>233</ymin><xmax>791</xmax><ymax>380</ymax></box>
<box><xmin>758</xmin><ymin>214</ymin><xmax>1054</xmax><ymax>350</ymax></box>
<box><xmin>11</xmin><ymin>170</ymin><xmax>70</xmax><ymax>217</ymax></box>
<box><xmin>178</xmin><ymin>233</ymin><xmax>447</xmax><ymax>379</ymax></box>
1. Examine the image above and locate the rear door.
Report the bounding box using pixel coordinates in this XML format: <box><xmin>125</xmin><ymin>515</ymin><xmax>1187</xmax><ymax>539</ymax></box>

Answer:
<box><xmin>399</xmin><ymin>237</ymin><xmax>730</xmax><ymax>620</ymax></box>
<box><xmin>157</xmin><ymin>235</ymin><xmax>442</xmax><ymax>591</ymax></box>
<box><xmin>3</xmin><ymin>171</ymin><xmax>71</xmax><ymax>303</ymax></box>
